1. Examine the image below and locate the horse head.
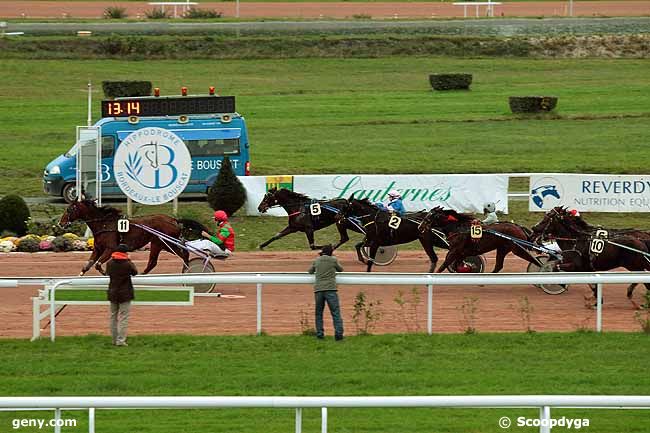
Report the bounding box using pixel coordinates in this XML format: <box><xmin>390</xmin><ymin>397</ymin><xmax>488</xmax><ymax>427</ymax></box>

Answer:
<box><xmin>257</xmin><ymin>187</ymin><xmax>278</xmax><ymax>213</ymax></box>
<box><xmin>59</xmin><ymin>200</ymin><xmax>92</xmax><ymax>227</ymax></box>
<box><xmin>531</xmin><ymin>207</ymin><xmax>573</xmax><ymax>241</ymax></box>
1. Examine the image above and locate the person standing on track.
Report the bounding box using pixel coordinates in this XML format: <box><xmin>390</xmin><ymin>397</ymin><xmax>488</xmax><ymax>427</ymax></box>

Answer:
<box><xmin>106</xmin><ymin>243</ymin><xmax>138</xmax><ymax>347</ymax></box>
<box><xmin>308</xmin><ymin>244</ymin><xmax>344</xmax><ymax>341</ymax></box>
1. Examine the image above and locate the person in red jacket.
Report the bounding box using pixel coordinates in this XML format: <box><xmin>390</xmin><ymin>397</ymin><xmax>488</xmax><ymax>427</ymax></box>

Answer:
<box><xmin>188</xmin><ymin>210</ymin><xmax>235</xmax><ymax>257</ymax></box>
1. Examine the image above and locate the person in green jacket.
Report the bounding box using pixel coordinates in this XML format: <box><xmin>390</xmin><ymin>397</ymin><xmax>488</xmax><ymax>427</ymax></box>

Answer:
<box><xmin>308</xmin><ymin>244</ymin><xmax>344</xmax><ymax>340</ymax></box>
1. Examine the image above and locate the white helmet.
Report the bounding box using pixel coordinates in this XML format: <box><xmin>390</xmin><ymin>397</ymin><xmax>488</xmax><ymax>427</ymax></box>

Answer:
<box><xmin>388</xmin><ymin>190</ymin><xmax>401</xmax><ymax>199</ymax></box>
<box><xmin>484</xmin><ymin>202</ymin><xmax>496</xmax><ymax>213</ymax></box>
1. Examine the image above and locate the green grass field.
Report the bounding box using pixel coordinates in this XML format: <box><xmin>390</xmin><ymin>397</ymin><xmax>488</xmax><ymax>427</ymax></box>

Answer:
<box><xmin>1</xmin><ymin>57</ymin><xmax>650</xmax><ymax>198</ymax></box>
<box><xmin>0</xmin><ymin>333</ymin><xmax>648</xmax><ymax>432</ymax></box>
<box><xmin>55</xmin><ymin>288</ymin><xmax>191</xmax><ymax>302</ymax></box>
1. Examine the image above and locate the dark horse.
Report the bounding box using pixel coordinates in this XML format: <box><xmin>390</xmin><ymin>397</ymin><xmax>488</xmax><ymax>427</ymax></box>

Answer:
<box><xmin>60</xmin><ymin>200</ymin><xmax>207</xmax><ymax>275</ymax></box>
<box><xmin>419</xmin><ymin>207</ymin><xmax>543</xmax><ymax>273</ymax></box>
<box><xmin>257</xmin><ymin>188</ymin><xmax>362</xmax><ymax>250</ymax></box>
<box><xmin>531</xmin><ymin>206</ymin><xmax>650</xmax><ymax>308</ymax></box>
<box><xmin>339</xmin><ymin>198</ymin><xmax>448</xmax><ymax>272</ymax></box>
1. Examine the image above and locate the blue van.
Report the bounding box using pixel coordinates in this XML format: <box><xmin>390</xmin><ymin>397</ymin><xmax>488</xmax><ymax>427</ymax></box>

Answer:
<box><xmin>43</xmin><ymin>94</ymin><xmax>250</xmax><ymax>202</ymax></box>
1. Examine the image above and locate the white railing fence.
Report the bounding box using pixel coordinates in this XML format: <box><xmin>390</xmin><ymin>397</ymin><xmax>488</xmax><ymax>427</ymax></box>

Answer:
<box><xmin>3</xmin><ymin>271</ymin><xmax>650</xmax><ymax>341</ymax></box>
<box><xmin>0</xmin><ymin>395</ymin><xmax>649</xmax><ymax>433</ymax></box>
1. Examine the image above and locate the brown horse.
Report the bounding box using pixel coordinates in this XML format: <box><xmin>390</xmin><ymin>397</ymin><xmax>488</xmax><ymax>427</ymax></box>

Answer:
<box><xmin>59</xmin><ymin>200</ymin><xmax>203</xmax><ymax>275</ymax></box>
<box><xmin>419</xmin><ymin>207</ymin><xmax>542</xmax><ymax>273</ymax></box>
<box><xmin>531</xmin><ymin>206</ymin><xmax>650</xmax><ymax>307</ymax></box>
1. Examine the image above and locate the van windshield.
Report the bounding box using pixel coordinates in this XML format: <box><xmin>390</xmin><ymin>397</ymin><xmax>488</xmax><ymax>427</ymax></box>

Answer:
<box><xmin>64</xmin><ymin>143</ymin><xmax>79</xmax><ymax>157</ymax></box>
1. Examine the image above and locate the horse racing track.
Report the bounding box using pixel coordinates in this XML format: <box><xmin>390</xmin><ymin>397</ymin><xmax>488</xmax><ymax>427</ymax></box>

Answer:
<box><xmin>0</xmin><ymin>250</ymin><xmax>643</xmax><ymax>338</ymax></box>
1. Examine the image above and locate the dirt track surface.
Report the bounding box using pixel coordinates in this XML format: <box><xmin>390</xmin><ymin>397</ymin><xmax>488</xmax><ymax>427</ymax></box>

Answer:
<box><xmin>0</xmin><ymin>250</ymin><xmax>644</xmax><ymax>339</ymax></box>
<box><xmin>2</xmin><ymin>1</ymin><xmax>650</xmax><ymax>19</ymax></box>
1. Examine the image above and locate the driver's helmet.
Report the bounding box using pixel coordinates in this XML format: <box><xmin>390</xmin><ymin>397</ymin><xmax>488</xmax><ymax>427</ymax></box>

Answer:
<box><xmin>213</xmin><ymin>210</ymin><xmax>228</xmax><ymax>222</ymax></box>
<box><xmin>456</xmin><ymin>262</ymin><xmax>473</xmax><ymax>273</ymax></box>
<box><xmin>569</xmin><ymin>209</ymin><xmax>581</xmax><ymax>217</ymax></box>
<box><xmin>484</xmin><ymin>202</ymin><xmax>496</xmax><ymax>213</ymax></box>
<box><xmin>387</xmin><ymin>190</ymin><xmax>401</xmax><ymax>200</ymax></box>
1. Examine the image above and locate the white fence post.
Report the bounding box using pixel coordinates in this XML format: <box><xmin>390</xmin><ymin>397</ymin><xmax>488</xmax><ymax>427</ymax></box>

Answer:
<box><xmin>539</xmin><ymin>405</ymin><xmax>551</xmax><ymax>433</ymax></box>
<box><xmin>295</xmin><ymin>408</ymin><xmax>302</xmax><ymax>433</ymax></box>
<box><xmin>596</xmin><ymin>283</ymin><xmax>603</xmax><ymax>332</ymax></box>
<box><xmin>89</xmin><ymin>407</ymin><xmax>95</xmax><ymax>433</ymax></box>
<box><xmin>54</xmin><ymin>408</ymin><xmax>62</xmax><ymax>433</ymax></box>
<box><xmin>427</xmin><ymin>282</ymin><xmax>433</xmax><ymax>335</ymax></box>
<box><xmin>256</xmin><ymin>275</ymin><xmax>262</xmax><ymax>335</ymax></box>
<box><xmin>31</xmin><ymin>297</ymin><xmax>41</xmax><ymax>341</ymax></box>
<box><xmin>321</xmin><ymin>407</ymin><xmax>327</xmax><ymax>433</ymax></box>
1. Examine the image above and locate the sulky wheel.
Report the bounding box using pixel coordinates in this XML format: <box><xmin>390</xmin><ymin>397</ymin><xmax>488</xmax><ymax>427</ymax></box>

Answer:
<box><xmin>182</xmin><ymin>257</ymin><xmax>217</xmax><ymax>293</ymax></box>
<box><xmin>526</xmin><ymin>255</ymin><xmax>568</xmax><ymax>295</ymax></box>
<box><xmin>360</xmin><ymin>245</ymin><xmax>398</xmax><ymax>266</ymax></box>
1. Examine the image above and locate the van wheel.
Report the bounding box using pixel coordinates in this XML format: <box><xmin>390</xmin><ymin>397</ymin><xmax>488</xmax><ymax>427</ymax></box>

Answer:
<box><xmin>62</xmin><ymin>183</ymin><xmax>77</xmax><ymax>204</ymax></box>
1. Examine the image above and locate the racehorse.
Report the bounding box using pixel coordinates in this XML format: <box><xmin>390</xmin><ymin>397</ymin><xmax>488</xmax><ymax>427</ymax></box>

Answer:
<box><xmin>257</xmin><ymin>188</ymin><xmax>362</xmax><ymax>250</ymax></box>
<box><xmin>531</xmin><ymin>206</ymin><xmax>650</xmax><ymax>307</ymax></box>
<box><xmin>339</xmin><ymin>198</ymin><xmax>448</xmax><ymax>272</ymax></box>
<box><xmin>59</xmin><ymin>200</ymin><xmax>207</xmax><ymax>276</ymax></box>
<box><xmin>418</xmin><ymin>207</ymin><xmax>543</xmax><ymax>273</ymax></box>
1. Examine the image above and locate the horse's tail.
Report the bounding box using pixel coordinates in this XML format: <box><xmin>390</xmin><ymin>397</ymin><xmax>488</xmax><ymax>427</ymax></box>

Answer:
<box><xmin>176</xmin><ymin>218</ymin><xmax>211</xmax><ymax>239</ymax></box>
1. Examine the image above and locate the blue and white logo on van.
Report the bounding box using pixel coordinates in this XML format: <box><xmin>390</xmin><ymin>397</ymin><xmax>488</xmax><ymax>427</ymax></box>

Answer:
<box><xmin>530</xmin><ymin>177</ymin><xmax>563</xmax><ymax>209</ymax></box>
<box><xmin>113</xmin><ymin>127</ymin><xmax>191</xmax><ymax>204</ymax></box>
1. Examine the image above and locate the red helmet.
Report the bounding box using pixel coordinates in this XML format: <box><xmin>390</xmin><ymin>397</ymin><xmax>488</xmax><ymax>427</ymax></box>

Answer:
<box><xmin>456</xmin><ymin>263</ymin><xmax>472</xmax><ymax>273</ymax></box>
<box><xmin>569</xmin><ymin>209</ymin><xmax>580</xmax><ymax>217</ymax></box>
<box><xmin>213</xmin><ymin>210</ymin><xmax>228</xmax><ymax>221</ymax></box>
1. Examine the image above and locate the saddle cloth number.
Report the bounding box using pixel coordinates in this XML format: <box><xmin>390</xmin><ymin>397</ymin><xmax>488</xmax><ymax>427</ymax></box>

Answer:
<box><xmin>590</xmin><ymin>238</ymin><xmax>605</xmax><ymax>254</ymax></box>
<box><xmin>117</xmin><ymin>219</ymin><xmax>130</xmax><ymax>233</ymax></box>
<box><xmin>310</xmin><ymin>203</ymin><xmax>322</xmax><ymax>216</ymax></box>
<box><xmin>388</xmin><ymin>215</ymin><xmax>402</xmax><ymax>229</ymax></box>
<box><xmin>470</xmin><ymin>224</ymin><xmax>483</xmax><ymax>239</ymax></box>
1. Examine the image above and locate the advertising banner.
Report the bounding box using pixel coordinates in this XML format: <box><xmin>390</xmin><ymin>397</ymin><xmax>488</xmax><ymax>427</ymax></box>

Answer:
<box><xmin>529</xmin><ymin>174</ymin><xmax>650</xmax><ymax>212</ymax></box>
<box><xmin>242</xmin><ymin>174</ymin><xmax>509</xmax><ymax>216</ymax></box>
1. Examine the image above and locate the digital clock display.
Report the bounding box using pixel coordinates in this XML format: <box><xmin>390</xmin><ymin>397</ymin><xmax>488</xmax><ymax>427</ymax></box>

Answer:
<box><xmin>101</xmin><ymin>96</ymin><xmax>236</xmax><ymax>118</ymax></box>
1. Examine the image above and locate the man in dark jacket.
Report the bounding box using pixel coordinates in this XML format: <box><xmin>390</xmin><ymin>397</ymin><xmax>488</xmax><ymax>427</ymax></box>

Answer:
<box><xmin>308</xmin><ymin>244</ymin><xmax>344</xmax><ymax>340</ymax></box>
<box><xmin>106</xmin><ymin>244</ymin><xmax>138</xmax><ymax>346</ymax></box>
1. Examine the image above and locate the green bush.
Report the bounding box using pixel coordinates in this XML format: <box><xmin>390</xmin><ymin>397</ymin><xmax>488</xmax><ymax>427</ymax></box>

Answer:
<box><xmin>103</xmin><ymin>6</ymin><xmax>128</xmax><ymax>19</ymax></box>
<box><xmin>509</xmin><ymin>96</ymin><xmax>558</xmax><ymax>113</ymax></box>
<box><xmin>184</xmin><ymin>8</ymin><xmax>222</xmax><ymax>19</ymax></box>
<box><xmin>207</xmin><ymin>156</ymin><xmax>247</xmax><ymax>217</ymax></box>
<box><xmin>52</xmin><ymin>236</ymin><xmax>73</xmax><ymax>252</ymax></box>
<box><xmin>0</xmin><ymin>194</ymin><xmax>30</xmax><ymax>236</ymax></box>
<box><xmin>17</xmin><ymin>237</ymin><xmax>40</xmax><ymax>253</ymax></box>
<box><xmin>429</xmin><ymin>73</ymin><xmax>472</xmax><ymax>91</ymax></box>
<box><xmin>145</xmin><ymin>8</ymin><xmax>170</xmax><ymax>19</ymax></box>
<box><xmin>102</xmin><ymin>80</ymin><xmax>152</xmax><ymax>99</ymax></box>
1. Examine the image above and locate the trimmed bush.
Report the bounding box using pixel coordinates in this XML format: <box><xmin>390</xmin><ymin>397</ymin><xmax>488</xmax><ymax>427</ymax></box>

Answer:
<box><xmin>102</xmin><ymin>80</ymin><xmax>152</xmax><ymax>99</ymax></box>
<box><xmin>145</xmin><ymin>8</ymin><xmax>170</xmax><ymax>19</ymax></box>
<box><xmin>52</xmin><ymin>236</ymin><xmax>73</xmax><ymax>252</ymax></box>
<box><xmin>184</xmin><ymin>8</ymin><xmax>222</xmax><ymax>19</ymax></box>
<box><xmin>509</xmin><ymin>96</ymin><xmax>558</xmax><ymax>113</ymax></box>
<box><xmin>17</xmin><ymin>237</ymin><xmax>40</xmax><ymax>253</ymax></box>
<box><xmin>0</xmin><ymin>194</ymin><xmax>30</xmax><ymax>236</ymax></box>
<box><xmin>207</xmin><ymin>156</ymin><xmax>247</xmax><ymax>217</ymax></box>
<box><xmin>429</xmin><ymin>73</ymin><xmax>472</xmax><ymax>91</ymax></box>
<box><xmin>103</xmin><ymin>6</ymin><xmax>128</xmax><ymax>19</ymax></box>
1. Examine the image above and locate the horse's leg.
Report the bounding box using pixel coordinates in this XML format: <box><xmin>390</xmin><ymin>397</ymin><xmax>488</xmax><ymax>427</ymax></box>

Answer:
<box><xmin>491</xmin><ymin>246</ymin><xmax>508</xmax><ymax>273</ymax></box>
<box><xmin>332</xmin><ymin>223</ymin><xmax>350</xmax><ymax>251</ymax></box>
<box><xmin>305</xmin><ymin>228</ymin><xmax>321</xmax><ymax>250</ymax></box>
<box><xmin>94</xmin><ymin>249</ymin><xmax>113</xmax><ymax>276</ymax></box>
<box><xmin>366</xmin><ymin>243</ymin><xmax>379</xmax><ymax>272</ymax></box>
<box><xmin>355</xmin><ymin>240</ymin><xmax>366</xmax><ymax>264</ymax></box>
<box><xmin>419</xmin><ymin>237</ymin><xmax>438</xmax><ymax>273</ymax></box>
<box><xmin>142</xmin><ymin>240</ymin><xmax>164</xmax><ymax>274</ymax></box>
<box><xmin>259</xmin><ymin>226</ymin><xmax>296</xmax><ymax>250</ymax></box>
<box><xmin>437</xmin><ymin>248</ymin><xmax>460</xmax><ymax>273</ymax></box>
<box><xmin>80</xmin><ymin>247</ymin><xmax>101</xmax><ymax>276</ymax></box>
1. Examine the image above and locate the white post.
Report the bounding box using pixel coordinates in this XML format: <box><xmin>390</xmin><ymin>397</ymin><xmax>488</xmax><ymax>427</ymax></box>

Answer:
<box><xmin>172</xmin><ymin>197</ymin><xmax>178</xmax><ymax>216</ymax></box>
<box><xmin>539</xmin><ymin>406</ymin><xmax>551</xmax><ymax>433</ymax></box>
<box><xmin>596</xmin><ymin>283</ymin><xmax>603</xmax><ymax>332</ymax></box>
<box><xmin>49</xmin><ymin>283</ymin><xmax>56</xmax><ymax>342</ymax></box>
<box><xmin>321</xmin><ymin>407</ymin><xmax>327</xmax><ymax>433</ymax></box>
<box><xmin>256</xmin><ymin>276</ymin><xmax>262</xmax><ymax>335</ymax></box>
<box><xmin>89</xmin><ymin>408</ymin><xmax>95</xmax><ymax>433</ymax></box>
<box><xmin>427</xmin><ymin>283</ymin><xmax>433</xmax><ymax>335</ymax></box>
<box><xmin>569</xmin><ymin>0</ymin><xmax>573</xmax><ymax>16</ymax></box>
<box><xmin>87</xmin><ymin>81</ymin><xmax>92</xmax><ymax>127</ymax></box>
<box><xmin>31</xmin><ymin>297</ymin><xmax>41</xmax><ymax>341</ymax></box>
<box><xmin>54</xmin><ymin>408</ymin><xmax>62</xmax><ymax>433</ymax></box>
<box><xmin>295</xmin><ymin>408</ymin><xmax>302</xmax><ymax>433</ymax></box>
<box><xmin>236</xmin><ymin>0</ymin><xmax>240</xmax><ymax>18</ymax></box>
